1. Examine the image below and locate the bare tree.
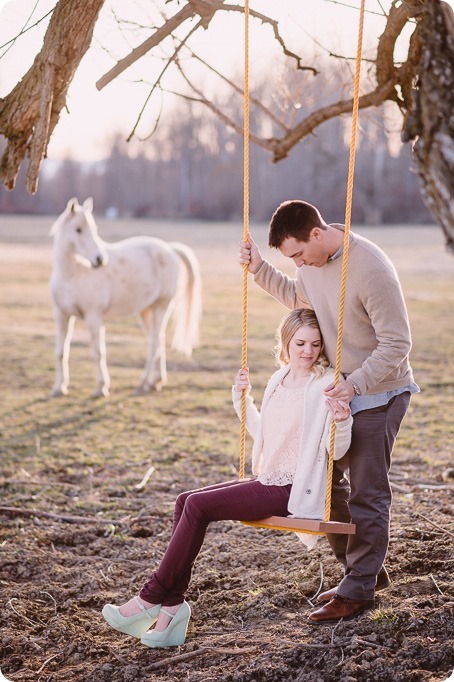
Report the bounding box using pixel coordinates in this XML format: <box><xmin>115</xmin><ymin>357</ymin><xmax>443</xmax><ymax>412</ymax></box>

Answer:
<box><xmin>0</xmin><ymin>0</ymin><xmax>452</xmax><ymax>249</ymax></box>
<box><xmin>402</xmin><ymin>1</ymin><xmax>454</xmax><ymax>252</ymax></box>
<box><xmin>0</xmin><ymin>0</ymin><xmax>104</xmax><ymax>193</ymax></box>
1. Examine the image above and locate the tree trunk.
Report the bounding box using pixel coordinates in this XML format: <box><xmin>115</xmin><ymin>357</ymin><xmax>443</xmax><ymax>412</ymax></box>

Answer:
<box><xmin>402</xmin><ymin>1</ymin><xmax>454</xmax><ymax>253</ymax></box>
<box><xmin>0</xmin><ymin>0</ymin><xmax>105</xmax><ymax>193</ymax></box>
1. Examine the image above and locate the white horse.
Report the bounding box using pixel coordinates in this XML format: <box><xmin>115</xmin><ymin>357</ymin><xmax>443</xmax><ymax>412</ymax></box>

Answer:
<box><xmin>49</xmin><ymin>198</ymin><xmax>202</xmax><ymax>397</ymax></box>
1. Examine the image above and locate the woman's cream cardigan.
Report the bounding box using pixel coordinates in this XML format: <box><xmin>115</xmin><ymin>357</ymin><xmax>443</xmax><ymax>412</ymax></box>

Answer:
<box><xmin>232</xmin><ymin>365</ymin><xmax>352</xmax><ymax>522</ymax></box>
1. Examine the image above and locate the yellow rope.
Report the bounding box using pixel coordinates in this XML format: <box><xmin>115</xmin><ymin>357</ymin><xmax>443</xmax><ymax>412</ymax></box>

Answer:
<box><xmin>324</xmin><ymin>0</ymin><xmax>366</xmax><ymax>521</ymax></box>
<box><xmin>239</xmin><ymin>1</ymin><xmax>366</xmax><ymax>529</ymax></box>
<box><xmin>239</xmin><ymin>0</ymin><xmax>250</xmax><ymax>480</ymax></box>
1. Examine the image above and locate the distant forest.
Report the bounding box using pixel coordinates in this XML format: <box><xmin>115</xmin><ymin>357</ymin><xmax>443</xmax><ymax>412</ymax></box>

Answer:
<box><xmin>0</xmin><ymin>99</ymin><xmax>431</xmax><ymax>225</ymax></box>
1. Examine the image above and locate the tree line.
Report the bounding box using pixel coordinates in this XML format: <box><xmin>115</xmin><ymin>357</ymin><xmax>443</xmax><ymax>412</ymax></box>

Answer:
<box><xmin>0</xmin><ymin>99</ymin><xmax>431</xmax><ymax>225</ymax></box>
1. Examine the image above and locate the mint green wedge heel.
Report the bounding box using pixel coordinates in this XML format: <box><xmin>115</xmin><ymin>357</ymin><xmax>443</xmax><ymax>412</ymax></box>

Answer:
<box><xmin>141</xmin><ymin>601</ymin><xmax>191</xmax><ymax>648</ymax></box>
<box><xmin>102</xmin><ymin>597</ymin><xmax>161</xmax><ymax>638</ymax></box>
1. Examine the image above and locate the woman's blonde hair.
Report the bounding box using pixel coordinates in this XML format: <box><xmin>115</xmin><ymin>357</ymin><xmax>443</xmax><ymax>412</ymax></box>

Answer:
<box><xmin>275</xmin><ymin>308</ymin><xmax>329</xmax><ymax>377</ymax></box>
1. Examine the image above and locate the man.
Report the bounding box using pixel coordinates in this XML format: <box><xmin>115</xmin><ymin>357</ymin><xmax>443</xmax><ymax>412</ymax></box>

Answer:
<box><xmin>239</xmin><ymin>199</ymin><xmax>419</xmax><ymax>624</ymax></box>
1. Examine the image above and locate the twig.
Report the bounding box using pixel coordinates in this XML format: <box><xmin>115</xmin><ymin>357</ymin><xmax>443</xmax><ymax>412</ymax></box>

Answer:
<box><xmin>412</xmin><ymin>484</ymin><xmax>454</xmax><ymax>491</ymax></box>
<box><xmin>0</xmin><ymin>8</ymin><xmax>54</xmax><ymax>56</ymax></box>
<box><xmin>0</xmin><ymin>506</ymin><xmax>123</xmax><ymax>525</ymax></box>
<box><xmin>414</xmin><ymin>512</ymin><xmax>454</xmax><ymax>539</ymax></box>
<box><xmin>320</xmin><ymin>0</ymin><xmax>385</xmax><ymax>17</ymax></box>
<box><xmin>277</xmin><ymin>636</ymin><xmax>386</xmax><ymax>650</ymax></box>
<box><xmin>278</xmin><ymin>639</ymin><xmax>344</xmax><ymax>649</ymax></box>
<box><xmin>128</xmin><ymin>20</ymin><xmax>203</xmax><ymax>142</ymax></box>
<box><xmin>108</xmin><ymin>647</ymin><xmax>130</xmax><ymax>664</ymax></box>
<box><xmin>69</xmin><ymin>554</ymin><xmax>146</xmax><ymax>566</ymax></box>
<box><xmin>185</xmin><ymin>46</ymin><xmax>289</xmax><ymax>132</ymax></box>
<box><xmin>97</xmin><ymin>4</ymin><xmax>196</xmax><ymax>90</ymax></box>
<box><xmin>135</xmin><ymin>464</ymin><xmax>156</xmax><ymax>491</ymax></box>
<box><xmin>305</xmin><ymin>561</ymin><xmax>325</xmax><ymax>607</ymax></box>
<box><xmin>36</xmin><ymin>653</ymin><xmax>60</xmax><ymax>674</ymax></box>
<box><xmin>6</xmin><ymin>598</ymin><xmax>45</xmax><ymax>627</ymax></box>
<box><xmin>39</xmin><ymin>591</ymin><xmax>57</xmax><ymax>615</ymax></box>
<box><xmin>144</xmin><ymin>646</ymin><xmax>257</xmax><ymax>671</ymax></box>
<box><xmin>353</xmin><ymin>637</ymin><xmax>388</xmax><ymax>649</ymax></box>
<box><xmin>3</xmin><ymin>546</ymin><xmax>146</xmax><ymax>567</ymax></box>
<box><xmin>428</xmin><ymin>573</ymin><xmax>445</xmax><ymax>596</ymax></box>
<box><xmin>390</xmin><ymin>472</ymin><xmax>454</xmax><ymax>487</ymax></box>
<box><xmin>390</xmin><ymin>478</ymin><xmax>454</xmax><ymax>493</ymax></box>
<box><xmin>1</xmin><ymin>478</ymin><xmax>81</xmax><ymax>489</ymax></box>
<box><xmin>390</xmin><ymin>481</ymin><xmax>411</xmax><ymax>493</ymax></box>
<box><xmin>312</xmin><ymin>562</ymin><xmax>325</xmax><ymax>602</ymax></box>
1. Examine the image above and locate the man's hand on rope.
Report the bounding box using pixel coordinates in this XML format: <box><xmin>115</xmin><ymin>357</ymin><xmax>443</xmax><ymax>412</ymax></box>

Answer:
<box><xmin>324</xmin><ymin>378</ymin><xmax>356</xmax><ymax>403</ymax></box>
<box><xmin>238</xmin><ymin>234</ymin><xmax>264</xmax><ymax>274</ymax></box>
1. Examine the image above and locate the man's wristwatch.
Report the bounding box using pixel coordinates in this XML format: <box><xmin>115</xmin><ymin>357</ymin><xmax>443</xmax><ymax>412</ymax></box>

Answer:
<box><xmin>348</xmin><ymin>379</ymin><xmax>361</xmax><ymax>396</ymax></box>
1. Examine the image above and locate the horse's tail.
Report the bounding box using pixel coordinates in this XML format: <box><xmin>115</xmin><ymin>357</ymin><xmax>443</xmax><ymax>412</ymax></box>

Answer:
<box><xmin>169</xmin><ymin>242</ymin><xmax>202</xmax><ymax>357</ymax></box>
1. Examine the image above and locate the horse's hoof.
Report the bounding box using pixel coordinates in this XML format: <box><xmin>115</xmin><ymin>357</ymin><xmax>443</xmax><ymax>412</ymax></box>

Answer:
<box><xmin>134</xmin><ymin>385</ymin><xmax>151</xmax><ymax>396</ymax></box>
<box><xmin>134</xmin><ymin>381</ymin><xmax>163</xmax><ymax>395</ymax></box>
<box><xmin>51</xmin><ymin>388</ymin><xmax>68</xmax><ymax>398</ymax></box>
<box><xmin>92</xmin><ymin>387</ymin><xmax>110</xmax><ymax>398</ymax></box>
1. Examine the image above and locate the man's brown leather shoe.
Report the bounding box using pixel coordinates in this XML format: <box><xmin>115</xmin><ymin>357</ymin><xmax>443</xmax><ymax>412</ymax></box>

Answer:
<box><xmin>317</xmin><ymin>569</ymin><xmax>391</xmax><ymax>603</ymax></box>
<box><xmin>309</xmin><ymin>594</ymin><xmax>375</xmax><ymax>624</ymax></box>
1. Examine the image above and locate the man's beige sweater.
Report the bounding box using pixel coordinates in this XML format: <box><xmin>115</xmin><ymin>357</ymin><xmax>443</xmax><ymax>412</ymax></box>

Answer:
<box><xmin>254</xmin><ymin>230</ymin><xmax>414</xmax><ymax>395</ymax></box>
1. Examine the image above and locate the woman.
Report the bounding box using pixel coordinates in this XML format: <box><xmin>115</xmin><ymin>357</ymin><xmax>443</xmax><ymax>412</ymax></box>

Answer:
<box><xmin>102</xmin><ymin>309</ymin><xmax>352</xmax><ymax>648</ymax></box>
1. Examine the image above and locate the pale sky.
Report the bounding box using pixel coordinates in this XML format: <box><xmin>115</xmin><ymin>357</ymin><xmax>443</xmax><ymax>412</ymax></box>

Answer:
<box><xmin>0</xmin><ymin>0</ymin><xmax>420</xmax><ymax>161</ymax></box>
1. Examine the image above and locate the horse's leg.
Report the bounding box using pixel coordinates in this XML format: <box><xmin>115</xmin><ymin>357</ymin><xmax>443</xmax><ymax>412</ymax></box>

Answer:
<box><xmin>51</xmin><ymin>309</ymin><xmax>75</xmax><ymax>397</ymax></box>
<box><xmin>85</xmin><ymin>313</ymin><xmax>110</xmax><ymax>398</ymax></box>
<box><xmin>137</xmin><ymin>302</ymin><xmax>173</xmax><ymax>394</ymax></box>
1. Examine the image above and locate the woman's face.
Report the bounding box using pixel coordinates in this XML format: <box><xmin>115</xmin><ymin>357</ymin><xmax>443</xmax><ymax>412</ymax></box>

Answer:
<box><xmin>287</xmin><ymin>324</ymin><xmax>322</xmax><ymax>371</ymax></box>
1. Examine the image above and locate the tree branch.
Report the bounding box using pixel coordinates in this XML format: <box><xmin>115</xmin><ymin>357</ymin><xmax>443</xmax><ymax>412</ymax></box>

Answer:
<box><xmin>121</xmin><ymin>0</ymin><xmax>421</xmax><ymax>166</ymax></box>
<box><xmin>0</xmin><ymin>6</ymin><xmax>54</xmax><ymax>57</ymax></box>
<box><xmin>184</xmin><ymin>47</ymin><xmax>290</xmax><ymax>132</ymax></box>
<box><xmin>221</xmin><ymin>3</ymin><xmax>317</xmax><ymax>74</ymax></box>
<box><xmin>127</xmin><ymin>19</ymin><xmax>205</xmax><ymax>141</ymax></box>
<box><xmin>96</xmin><ymin>0</ymin><xmax>316</xmax><ymax>94</ymax></box>
<box><xmin>266</xmin><ymin>80</ymin><xmax>397</xmax><ymax>161</ymax></box>
<box><xmin>96</xmin><ymin>0</ymin><xmax>224</xmax><ymax>91</ymax></box>
<box><xmin>376</xmin><ymin>1</ymin><xmax>413</xmax><ymax>90</ymax></box>
<box><xmin>167</xmin><ymin>65</ymin><xmax>246</xmax><ymax>139</ymax></box>
<box><xmin>0</xmin><ymin>0</ymin><xmax>105</xmax><ymax>192</ymax></box>
<box><xmin>26</xmin><ymin>63</ymin><xmax>55</xmax><ymax>193</ymax></box>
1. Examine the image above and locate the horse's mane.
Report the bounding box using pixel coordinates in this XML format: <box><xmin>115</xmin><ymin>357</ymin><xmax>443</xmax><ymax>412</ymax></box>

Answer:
<box><xmin>49</xmin><ymin>211</ymin><xmax>66</xmax><ymax>236</ymax></box>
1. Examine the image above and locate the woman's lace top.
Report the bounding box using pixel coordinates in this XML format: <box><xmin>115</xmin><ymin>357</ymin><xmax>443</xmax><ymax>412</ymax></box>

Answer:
<box><xmin>258</xmin><ymin>382</ymin><xmax>305</xmax><ymax>486</ymax></box>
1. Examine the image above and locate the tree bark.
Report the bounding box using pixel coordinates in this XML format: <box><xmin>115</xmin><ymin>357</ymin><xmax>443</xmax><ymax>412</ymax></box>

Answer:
<box><xmin>0</xmin><ymin>0</ymin><xmax>105</xmax><ymax>193</ymax></box>
<box><xmin>402</xmin><ymin>1</ymin><xmax>454</xmax><ymax>253</ymax></box>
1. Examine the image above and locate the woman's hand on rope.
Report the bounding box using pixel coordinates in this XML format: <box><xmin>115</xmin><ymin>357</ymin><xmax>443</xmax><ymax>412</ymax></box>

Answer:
<box><xmin>234</xmin><ymin>368</ymin><xmax>251</xmax><ymax>393</ymax></box>
<box><xmin>324</xmin><ymin>378</ymin><xmax>355</xmax><ymax>403</ymax></box>
<box><xmin>326</xmin><ymin>397</ymin><xmax>351</xmax><ymax>423</ymax></box>
<box><xmin>238</xmin><ymin>234</ymin><xmax>263</xmax><ymax>274</ymax></box>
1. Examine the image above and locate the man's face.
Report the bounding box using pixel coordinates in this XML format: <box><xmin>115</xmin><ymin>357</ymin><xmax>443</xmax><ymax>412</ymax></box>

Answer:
<box><xmin>278</xmin><ymin>230</ymin><xmax>329</xmax><ymax>268</ymax></box>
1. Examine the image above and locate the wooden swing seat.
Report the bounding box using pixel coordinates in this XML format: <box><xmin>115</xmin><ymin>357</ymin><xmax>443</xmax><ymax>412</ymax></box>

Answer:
<box><xmin>237</xmin><ymin>0</ymin><xmax>365</xmax><ymax>540</ymax></box>
<box><xmin>241</xmin><ymin>517</ymin><xmax>355</xmax><ymax>534</ymax></box>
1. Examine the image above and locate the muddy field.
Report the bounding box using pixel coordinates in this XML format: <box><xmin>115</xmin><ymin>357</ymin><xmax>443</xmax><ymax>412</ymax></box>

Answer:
<box><xmin>0</xmin><ymin>217</ymin><xmax>453</xmax><ymax>681</ymax></box>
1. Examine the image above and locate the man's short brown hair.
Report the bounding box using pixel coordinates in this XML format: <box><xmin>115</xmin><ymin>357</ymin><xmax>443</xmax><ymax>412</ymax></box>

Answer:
<box><xmin>269</xmin><ymin>200</ymin><xmax>326</xmax><ymax>248</ymax></box>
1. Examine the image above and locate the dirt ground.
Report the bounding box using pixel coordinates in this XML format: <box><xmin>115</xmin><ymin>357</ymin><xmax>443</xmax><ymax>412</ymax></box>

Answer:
<box><xmin>0</xmin><ymin>219</ymin><xmax>453</xmax><ymax>681</ymax></box>
<box><xmin>1</xmin><ymin>450</ymin><xmax>453</xmax><ymax>682</ymax></box>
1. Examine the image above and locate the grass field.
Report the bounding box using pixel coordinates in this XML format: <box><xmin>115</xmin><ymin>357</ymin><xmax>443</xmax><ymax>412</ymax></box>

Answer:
<box><xmin>0</xmin><ymin>216</ymin><xmax>453</xmax><ymax>682</ymax></box>
<box><xmin>0</xmin><ymin>217</ymin><xmax>452</xmax><ymax>465</ymax></box>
